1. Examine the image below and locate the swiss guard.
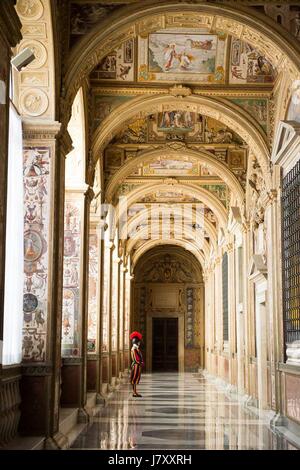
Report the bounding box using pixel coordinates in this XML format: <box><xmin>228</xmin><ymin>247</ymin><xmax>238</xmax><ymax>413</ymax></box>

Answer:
<box><xmin>130</xmin><ymin>331</ymin><xmax>144</xmax><ymax>397</ymax></box>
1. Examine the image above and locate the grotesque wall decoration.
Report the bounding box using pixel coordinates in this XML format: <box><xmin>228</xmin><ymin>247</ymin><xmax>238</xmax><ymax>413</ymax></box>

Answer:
<box><xmin>91</xmin><ymin>39</ymin><xmax>135</xmax><ymax>81</ymax></box>
<box><xmin>62</xmin><ymin>199</ymin><xmax>82</xmax><ymax>357</ymax></box>
<box><xmin>230</xmin><ymin>38</ymin><xmax>275</xmax><ymax>84</ymax></box>
<box><xmin>23</xmin><ymin>147</ymin><xmax>51</xmax><ymax>362</ymax></box>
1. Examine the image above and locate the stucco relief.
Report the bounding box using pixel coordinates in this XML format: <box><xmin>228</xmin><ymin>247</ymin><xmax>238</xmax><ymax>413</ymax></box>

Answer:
<box><xmin>16</xmin><ymin>0</ymin><xmax>44</xmax><ymax>20</ymax></box>
<box><xmin>20</xmin><ymin>88</ymin><xmax>49</xmax><ymax>116</ymax></box>
<box><xmin>15</xmin><ymin>0</ymin><xmax>54</xmax><ymax>119</ymax></box>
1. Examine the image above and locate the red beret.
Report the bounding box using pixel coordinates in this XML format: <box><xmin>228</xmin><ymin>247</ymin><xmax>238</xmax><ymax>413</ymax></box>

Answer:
<box><xmin>130</xmin><ymin>331</ymin><xmax>142</xmax><ymax>341</ymax></box>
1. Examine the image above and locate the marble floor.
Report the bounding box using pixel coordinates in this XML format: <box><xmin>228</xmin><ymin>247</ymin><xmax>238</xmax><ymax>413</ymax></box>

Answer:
<box><xmin>71</xmin><ymin>373</ymin><xmax>299</xmax><ymax>450</ymax></box>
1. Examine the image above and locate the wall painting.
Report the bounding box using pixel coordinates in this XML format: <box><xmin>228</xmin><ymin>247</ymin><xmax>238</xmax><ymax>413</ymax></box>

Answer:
<box><xmin>61</xmin><ymin>198</ymin><xmax>82</xmax><ymax>357</ymax></box>
<box><xmin>23</xmin><ymin>147</ymin><xmax>51</xmax><ymax>362</ymax></box>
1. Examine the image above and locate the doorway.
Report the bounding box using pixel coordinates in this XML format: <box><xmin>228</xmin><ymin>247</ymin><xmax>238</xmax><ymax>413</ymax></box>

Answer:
<box><xmin>152</xmin><ymin>318</ymin><xmax>178</xmax><ymax>371</ymax></box>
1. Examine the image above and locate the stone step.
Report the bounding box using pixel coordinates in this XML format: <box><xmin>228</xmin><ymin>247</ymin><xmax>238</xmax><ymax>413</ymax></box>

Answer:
<box><xmin>86</xmin><ymin>392</ymin><xmax>97</xmax><ymax>409</ymax></box>
<box><xmin>59</xmin><ymin>407</ymin><xmax>88</xmax><ymax>449</ymax></box>
<box><xmin>59</xmin><ymin>407</ymin><xmax>78</xmax><ymax>437</ymax></box>
<box><xmin>3</xmin><ymin>435</ymin><xmax>45</xmax><ymax>450</ymax></box>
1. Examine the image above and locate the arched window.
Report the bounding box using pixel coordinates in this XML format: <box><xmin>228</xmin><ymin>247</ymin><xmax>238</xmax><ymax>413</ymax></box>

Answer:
<box><xmin>282</xmin><ymin>159</ymin><xmax>300</xmax><ymax>355</ymax></box>
<box><xmin>222</xmin><ymin>251</ymin><xmax>229</xmax><ymax>342</ymax></box>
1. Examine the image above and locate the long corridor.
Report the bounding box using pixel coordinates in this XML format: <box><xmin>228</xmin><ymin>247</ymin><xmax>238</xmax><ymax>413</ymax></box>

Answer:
<box><xmin>71</xmin><ymin>373</ymin><xmax>297</xmax><ymax>450</ymax></box>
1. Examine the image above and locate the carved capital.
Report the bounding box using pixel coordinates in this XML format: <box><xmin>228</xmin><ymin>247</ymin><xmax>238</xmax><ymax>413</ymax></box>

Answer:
<box><xmin>22</xmin><ymin>120</ymin><xmax>62</xmax><ymax>141</ymax></box>
<box><xmin>84</xmin><ymin>186</ymin><xmax>95</xmax><ymax>203</ymax></box>
<box><xmin>57</xmin><ymin>128</ymin><xmax>73</xmax><ymax>157</ymax></box>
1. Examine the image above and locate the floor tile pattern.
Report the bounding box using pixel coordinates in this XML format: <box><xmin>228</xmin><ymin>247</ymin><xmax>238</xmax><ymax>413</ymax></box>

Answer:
<box><xmin>71</xmin><ymin>373</ymin><xmax>299</xmax><ymax>450</ymax></box>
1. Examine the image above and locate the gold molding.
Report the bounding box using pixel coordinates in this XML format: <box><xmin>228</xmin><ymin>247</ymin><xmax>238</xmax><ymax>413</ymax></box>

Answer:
<box><xmin>91</xmin><ymin>86</ymin><xmax>272</xmax><ymax>98</ymax></box>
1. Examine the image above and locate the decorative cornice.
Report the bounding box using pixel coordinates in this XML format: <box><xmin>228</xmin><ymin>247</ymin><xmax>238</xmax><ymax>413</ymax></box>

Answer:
<box><xmin>22</xmin><ymin>364</ymin><xmax>53</xmax><ymax>376</ymax></box>
<box><xmin>22</xmin><ymin>120</ymin><xmax>62</xmax><ymax>141</ymax></box>
<box><xmin>62</xmin><ymin>357</ymin><xmax>83</xmax><ymax>365</ymax></box>
<box><xmin>91</xmin><ymin>86</ymin><xmax>272</xmax><ymax>98</ymax></box>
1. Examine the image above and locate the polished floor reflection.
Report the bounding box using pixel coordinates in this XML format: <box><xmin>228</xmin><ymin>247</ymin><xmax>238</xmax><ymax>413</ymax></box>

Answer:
<box><xmin>71</xmin><ymin>373</ymin><xmax>298</xmax><ymax>450</ymax></box>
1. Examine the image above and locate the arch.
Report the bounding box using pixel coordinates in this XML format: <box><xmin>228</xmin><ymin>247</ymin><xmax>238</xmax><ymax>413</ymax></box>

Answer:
<box><xmin>125</xmin><ymin>222</ymin><xmax>211</xmax><ymax>262</ymax></box>
<box><xmin>122</xmin><ymin>206</ymin><xmax>218</xmax><ymax>252</ymax></box>
<box><xmin>105</xmin><ymin>147</ymin><xmax>244</xmax><ymax>204</ymax></box>
<box><xmin>115</xmin><ymin>182</ymin><xmax>228</xmax><ymax>228</ymax></box>
<box><xmin>130</xmin><ymin>236</ymin><xmax>208</xmax><ymax>271</ymax></box>
<box><xmin>66</xmin><ymin>87</ymin><xmax>86</xmax><ymax>188</ymax></box>
<box><xmin>65</xmin><ymin>1</ymin><xmax>300</xmax><ymax>112</ymax></box>
<box><xmin>132</xmin><ymin>239</ymin><xmax>206</xmax><ymax>270</ymax></box>
<box><xmin>132</xmin><ymin>240</ymin><xmax>203</xmax><ymax>281</ymax></box>
<box><xmin>92</xmin><ymin>94</ymin><xmax>270</xmax><ymax>182</ymax></box>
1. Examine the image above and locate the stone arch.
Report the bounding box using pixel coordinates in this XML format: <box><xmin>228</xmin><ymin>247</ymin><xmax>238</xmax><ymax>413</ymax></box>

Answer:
<box><xmin>92</xmin><ymin>94</ymin><xmax>270</xmax><ymax>184</ymax></box>
<box><xmin>105</xmin><ymin>147</ymin><xmax>244</xmax><ymax>205</ymax></box>
<box><xmin>122</xmin><ymin>206</ymin><xmax>218</xmax><ymax>252</ymax></box>
<box><xmin>131</xmin><ymin>239</ymin><xmax>206</xmax><ymax>270</ymax></box>
<box><xmin>125</xmin><ymin>222</ymin><xmax>212</xmax><ymax>262</ymax></box>
<box><xmin>115</xmin><ymin>182</ymin><xmax>228</xmax><ymax>229</ymax></box>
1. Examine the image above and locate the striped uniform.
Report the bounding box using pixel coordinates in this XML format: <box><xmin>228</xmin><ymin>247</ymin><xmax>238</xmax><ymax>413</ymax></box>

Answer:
<box><xmin>130</xmin><ymin>346</ymin><xmax>143</xmax><ymax>385</ymax></box>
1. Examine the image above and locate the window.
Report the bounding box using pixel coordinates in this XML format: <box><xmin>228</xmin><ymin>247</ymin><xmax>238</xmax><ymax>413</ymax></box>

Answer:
<box><xmin>222</xmin><ymin>252</ymin><xmax>229</xmax><ymax>342</ymax></box>
<box><xmin>282</xmin><ymin>159</ymin><xmax>300</xmax><ymax>351</ymax></box>
<box><xmin>2</xmin><ymin>102</ymin><xmax>23</xmax><ymax>365</ymax></box>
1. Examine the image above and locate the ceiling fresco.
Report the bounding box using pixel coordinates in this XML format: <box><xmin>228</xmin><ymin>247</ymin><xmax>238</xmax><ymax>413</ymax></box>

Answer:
<box><xmin>228</xmin><ymin>98</ymin><xmax>268</xmax><ymax>133</ymax></box>
<box><xmin>69</xmin><ymin>2</ymin><xmax>300</xmax><ymax>51</ymax></box>
<box><xmin>138</xmin><ymin>31</ymin><xmax>227</xmax><ymax>84</ymax></box>
<box><xmin>101</xmin><ymin>111</ymin><xmax>248</xmax><ymax>192</ymax></box>
<box><xmin>109</xmin><ymin>113</ymin><xmax>245</xmax><ymax>146</ymax></box>
<box><xmin>90</xmin><ymin>32</ymin><xmax>276</xmax><ymax>86</ymax></box>
<box><xmin>91</xmin><ymin>39</ymin><xmax>135</xmax><ymax>82</ymax></box>
<box><xmin>69</xmin><ymin>2</ymin><xmax>122</xmax><ymax>47</ymax></box>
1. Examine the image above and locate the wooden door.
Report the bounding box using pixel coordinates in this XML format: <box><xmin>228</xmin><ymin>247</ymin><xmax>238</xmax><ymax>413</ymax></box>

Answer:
<box><xmin>152</xmin><ymin>317</ymin><xmax>178</xmax><ymax>371</ymax></box>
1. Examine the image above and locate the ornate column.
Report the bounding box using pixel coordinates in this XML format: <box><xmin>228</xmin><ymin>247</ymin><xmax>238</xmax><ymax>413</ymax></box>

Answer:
<box><xmin>235</xmin><ymin>230</ymin><xmax>245</xmax><ymax>395</ymax></box>
<box><xmin>120</xmin><ymin>262</ymin><xmax>127</xmax><ymax>375</ymax></box>
<box><xmin>242</xmin><ymin>223</ymin><xmax>251</xmax><ymax>397</ymax></box>
<box><xmin>0</xmin><ymin>1</ymin><xmax>22</xmax><ymax>446</ymax></box>
<box><xmin>204</xmin><ymin>267</ymin><xmax>214</xmax><ymax>374</ymax></box>
<box><xmin>123</xmin><ymin>263</ymin><xmax>133</xmax><ymax>370</ymax></box>
<box><xmin>20</xmin><ymin>124</ymin><xmax>72</xmax><ymax>448</ymax></box>
<box><xmin>227</xmin><ymin>242</ymin><xmax>237</xmax><ymax>386</ymax></box>
<box><xmin>60</xmin><ymin>184</ymin><xmax>93</xmax><ymax>421</ymax></box>
<box><xmin>265</xmin><ymin>187</ymin><xmax>283</xmax><ymax>412</ymax></box>
<box><xmin>87</xmin><ymin>210</ymin><xmax>102</xmax><ymax>396</ymax></box>
<box><xmin>248</xmin><ymin>220</ymin><xmax>268</xmax><ymax>409</ymax></box>
<box><xmin>111</xmin><ymin>242</ymin><xmax>121</xmax><ymax>388</ymax></box>
<box><xmin>80</xmin><ymin>187</ymin><xmax>94</xmax><ymax>413</ymax></box>
<box><xmin>100</xmin><ymin>230</ymin><xmax>113</xmax><ymax>396</ymax></box>
<box><xmin>214</xmin><ymin>256</ymin><xmax>222</xmax><ymax>372</ymax></box>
